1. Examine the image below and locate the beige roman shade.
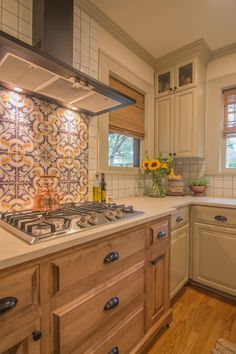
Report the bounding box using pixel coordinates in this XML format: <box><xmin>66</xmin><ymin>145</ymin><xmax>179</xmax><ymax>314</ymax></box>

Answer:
<box><xmin>109</xmin><ymin>77</ymin><xmax>145</xmax><ymax>139</ymax></box>
<box><xmin>223</xmin><ymin>88</ymin><xmax>236</xmax><ymax>137</ymax></box>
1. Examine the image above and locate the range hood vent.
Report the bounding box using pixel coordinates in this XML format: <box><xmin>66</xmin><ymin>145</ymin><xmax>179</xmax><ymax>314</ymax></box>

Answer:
<box><xmin>0</xmin><ymin>31</ymin><xmax>135</xmax><ymax>116</ymax></box>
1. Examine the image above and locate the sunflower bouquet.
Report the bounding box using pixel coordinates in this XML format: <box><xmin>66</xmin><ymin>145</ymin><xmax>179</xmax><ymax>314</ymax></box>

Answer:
<box><xmin>142</xmin><ymin>153</ymin><xmax>173</xmax><ymax>197</ymax></box>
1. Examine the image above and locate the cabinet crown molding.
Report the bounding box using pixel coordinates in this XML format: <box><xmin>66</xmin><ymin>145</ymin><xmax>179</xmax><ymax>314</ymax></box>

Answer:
<box><xmin>155</xmin><ymin>39</ymin><xmax>211</xmax><ymax>71</ymax></box>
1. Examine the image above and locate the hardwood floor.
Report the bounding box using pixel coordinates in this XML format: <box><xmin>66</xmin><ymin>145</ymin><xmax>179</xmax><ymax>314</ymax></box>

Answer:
<box><xmin>148</xmin><ymin>286</ymin><xmax>236</xmax><ymax>354</ymax></box>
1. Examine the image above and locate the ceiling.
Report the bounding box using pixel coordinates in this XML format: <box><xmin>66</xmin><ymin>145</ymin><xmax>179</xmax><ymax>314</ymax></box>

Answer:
<box><xmin>90</xmin><ymin>0</ymin><xmax>236</xmax><ymax>59</ymax></box>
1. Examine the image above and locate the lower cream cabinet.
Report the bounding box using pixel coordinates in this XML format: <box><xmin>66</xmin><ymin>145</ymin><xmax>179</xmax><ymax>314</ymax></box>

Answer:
<box><xmin>192</xmin><ymin>222</ymin><xmax>236</xmax><ymax>296</ymax></box>
<box><xmin>170</xmin><ymin>223</ymin><xmax>189</xmax><ymax>298</ymax></box>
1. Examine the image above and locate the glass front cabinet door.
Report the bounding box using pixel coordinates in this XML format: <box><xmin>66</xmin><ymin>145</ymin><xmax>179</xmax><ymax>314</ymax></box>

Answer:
<box><xmin>156</xmin><ymin>68</ymin><xmax>175</xmax><ymax>97</ymax></box>
<box><xmin>175</xmin><ymin>58</ymin><xmax>197</xmax><ymax>91</ymax></box>
<box><xmin>156</xmin><ymin>58</ymin><xmax>198</xmax><ymax>97</ymax></box>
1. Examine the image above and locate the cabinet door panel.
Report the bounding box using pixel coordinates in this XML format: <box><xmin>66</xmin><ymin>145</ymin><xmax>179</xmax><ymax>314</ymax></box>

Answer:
<box><xmin>192</xmin><ymin>222</ymin><xmax>236</xmax><ymax>296</ymax></box>
<box><xmin>171</xmin><ymin>224</ymin><xmax>189</xmax><ymax>298</ymax></box>
<box><xmin>155</xmin><ymin>96</ymin><xmax>174</xmax><ymax>157</ymax></box>
<box><xmin>0</xmin><ymin>319</ymin><xmax>41</xmax><ymax>354</ymax></box>
<box><xmin>146</xmin><ymin>248</ymin><xmax>170</xmax><ymax>331</ymax></box>
<box><xmin>174</xmin><ymin>88</ymin><xmax>197</xmax><ymax>157</ymax></box>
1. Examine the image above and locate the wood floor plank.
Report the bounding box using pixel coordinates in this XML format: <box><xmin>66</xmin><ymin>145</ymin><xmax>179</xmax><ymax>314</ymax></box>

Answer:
<box><xmin>148</xmin><ymin>287</ymin><xmax>236</xmax><ymax>354</ymax></box>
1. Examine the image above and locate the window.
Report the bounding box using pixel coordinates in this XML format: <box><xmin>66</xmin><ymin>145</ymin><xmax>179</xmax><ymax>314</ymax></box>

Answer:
<box><xmin>223</xmin><ymin>88</ymin><xmax>236</xmax><ymax>168</ymax></box>
<box><xmin>108</xmin><ymin>77</ymin><xmax>144</xmax><ymax>168</ymax></box>
<box><xmin>108</xmin><ymin>133</ymin><xmax>140</xmax><ymax>167</ymax></box>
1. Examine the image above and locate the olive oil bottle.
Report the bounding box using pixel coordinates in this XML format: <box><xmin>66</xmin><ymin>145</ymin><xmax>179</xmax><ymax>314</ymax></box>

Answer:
<box><xmin>93</xmin><ymin>174</ymin><xmax>102</xmax><ymax>202</ymax></box>
<box><xmin>100</xmin><ymin>173</ymin><xmax>106</xmax><ymax>202</ymax></box>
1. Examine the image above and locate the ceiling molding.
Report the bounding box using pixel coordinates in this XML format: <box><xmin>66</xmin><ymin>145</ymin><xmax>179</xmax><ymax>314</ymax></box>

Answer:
<box><xmin>77</xmin><ymin>0</ymin><xmax>156</xmax><ymax>67</ymax></box>
<box><xmin>211</xmin><ymin>42</ymin><xmax>236</xmax><ymax>60</ymax></box>
<box><xmin>155</xmin><ymin>39</ymin><xmax>212</xmax><ymax>71</ymax></box>
<box><xmin>77</xmin><ymin>0</ymin><xmax>236</xmax><ymax>70</ymax></box>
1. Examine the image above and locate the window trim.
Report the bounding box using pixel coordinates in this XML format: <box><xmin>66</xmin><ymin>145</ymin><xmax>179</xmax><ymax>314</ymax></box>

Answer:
<box><xmin>206</xmin><ymin>73</ymin><xmax>236</xmax><ymax>174</ymax></box>
<box><xmin>98</xmin><ymin>50</ymin><xmax>154</xmax><ymax>173</ymax></box>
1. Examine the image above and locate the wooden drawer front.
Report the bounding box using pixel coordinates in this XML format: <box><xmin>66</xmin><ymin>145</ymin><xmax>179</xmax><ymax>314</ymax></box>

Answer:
<box><xmin>52</xmin><ymin>265</ymin><xmax>144</xmax><ymax>354</ymax></box>
<box><xmin>50</xmin><ymin>227</ymin><xmax>145</xmax><ymax>296</ymax></box>
<box><xmin>0</xmin><ymin>266</ymin><xmax>39</xmax><ymax>325</ymax></box>
<box><xmin>80</xmin><ymin>306</ymin><xmax>144</xmax><ymax>354</ymax></box>
<box><xmin>150</xmin><ymin>219</ymin><xmax>169</xmax><ymax>247</ymax></box>
<box><xmin>171</xmin><ymin>207</ymin><xmax>189</xmax><ymax>230</ymax></box>
<box><xmin>192</xmin><ymin>206</ymin><xmax>236</xmax><ymax>227</ymax></box>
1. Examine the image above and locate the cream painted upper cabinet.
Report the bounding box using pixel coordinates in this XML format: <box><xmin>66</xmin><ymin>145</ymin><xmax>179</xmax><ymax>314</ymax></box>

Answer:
<box><xmin>156</xmin><ymin>58</ymin><xmax>198</xmax><ymax>98</ymax></box>
<box><xmin>155</xmin><ymin>56</ymin><xmax>206</xmax><ymax>158</ymax></box>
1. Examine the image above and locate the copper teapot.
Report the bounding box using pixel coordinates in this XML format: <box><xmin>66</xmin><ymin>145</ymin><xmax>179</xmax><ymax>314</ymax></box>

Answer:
<box><xmin>33</xmin><ymin>176</ymin><xmax>62</xmax><ymax>211</ymax></box>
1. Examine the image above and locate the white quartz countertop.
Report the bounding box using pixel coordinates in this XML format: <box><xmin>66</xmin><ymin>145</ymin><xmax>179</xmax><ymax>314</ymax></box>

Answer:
<box><xmin>1</xmin><ymin>196</ymin><xmax>236</xmax><ymax>270</ymax></box>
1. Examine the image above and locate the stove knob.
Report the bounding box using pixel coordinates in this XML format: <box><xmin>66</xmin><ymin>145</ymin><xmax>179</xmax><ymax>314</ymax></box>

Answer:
<box><xmin>105</xmin><ymin>211</ymin><xmax>116</xmax><ymax>221</ymax></box>
<box><xmin>88</xmin><ymin>214</ymin><xmax>97</xmax><ymax>226</ymax></box>
<box><xmin>114</xmin><ymin>209</ymin><xmax>124</xmax><ymax>219</ymax></box>
<box><xmin>77</xmin><ymin>216</ymin><xmax>87</xmax><ymax>228</ymax></box>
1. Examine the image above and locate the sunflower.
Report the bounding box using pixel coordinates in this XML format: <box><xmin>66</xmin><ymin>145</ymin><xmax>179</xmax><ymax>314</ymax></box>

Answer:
<box><xmin>161</xmin><ymin>162</ymin><xmax>168</xmax><ymax>169</ymax></box>
<box><xmin>142</xmin><ymin>159</ymin><xmax>150</xmax><ymax>170</ymax></box>
<box><xmin>148</xmin><ymin>159</ymin><xmax>160</xmax><ymax>171</ymax></box>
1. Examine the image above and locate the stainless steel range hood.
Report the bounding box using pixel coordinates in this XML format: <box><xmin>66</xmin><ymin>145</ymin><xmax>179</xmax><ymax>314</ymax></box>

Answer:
<box><xmin>0</xmin><ymin>31</ymin><xmax>135</xmax><ymax>116</ymax></box>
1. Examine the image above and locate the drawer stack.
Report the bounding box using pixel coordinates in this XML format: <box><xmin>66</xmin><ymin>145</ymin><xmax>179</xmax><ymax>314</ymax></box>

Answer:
<box><xmin>49</xmin><ymin>226</ymin><xmax>146</xmax><ymax>354</ymax></box>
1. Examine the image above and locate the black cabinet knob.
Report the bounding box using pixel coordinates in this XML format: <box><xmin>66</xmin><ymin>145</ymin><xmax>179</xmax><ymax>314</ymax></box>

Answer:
<box><xmin>108</xmin><ymin>347</ymin><xmax>119</xmax><ymax>354</ymax></box>
<box><xmin>104</xmin><ymin>297</ymin><xmax>120</xmax><ymax>311</ymax></box>
<box><xmin>0</xmin><ymin>297</ymin><xmax>17</xmax><ymax>315</ymax></box>
<box><xmin>176</xmin><ymin>216</ymin><xmax>183</xmax><ymax>222</ymax></box>
<box><xmin>215</xmin><ymin>215</ymin><xmax>227</xmax><ymax>222</ymax></box>
<box><xmin>158</xmin><ymin>230</ymin><xmax>167</xmax><ymax>238</ymax></box>
<box><xmin>32</xmin><ymin>330</ymin><xmax>42</xmax><ymax>341</ymax></box>
<box><xmin>104</xmin><ymin>251</ymin><xmax>119</xmax><ymax>264</ymax></box>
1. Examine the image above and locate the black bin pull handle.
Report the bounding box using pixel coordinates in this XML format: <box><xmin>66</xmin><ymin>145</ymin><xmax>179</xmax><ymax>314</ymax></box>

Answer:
<box><xmin>108</xmin><ymin>347</ymin><xmax>119</xmax><ymax>354</ymax></box>
<box><xmin>215</xmin><ymin>215</ymin><xmax>227</xmax><ymax>222</ymax></box>
<box><xmin>104</xmin><ymin>296</ymin><xmax>120</xmax><ymax>311</ymax></box>
<box><xmin>104</xmin><ymin>251</ymin><xmax>119</xmax><ymax>264</ymax></box>
<box><xmin>32</xmin><ymin>329</ymin><xmax>42</xmax><ymax>341</ymax></box>
<box><xmin>158</xmin><ymin>230</ymin><xmax>167</xmax><ymax>238</ymax></box>
<box><xmin>176</xmin><ymin>216</ymin><xmax>183</xmax><ymax>222</ymax></box>
<box><xmin>0</xmin><ymin>297</ymin><xmax>18</xmax><ymax>315</ymax></box>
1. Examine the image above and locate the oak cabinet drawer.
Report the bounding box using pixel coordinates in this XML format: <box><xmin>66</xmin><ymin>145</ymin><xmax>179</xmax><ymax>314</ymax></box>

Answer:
<box><xmin>52</xmin><ymin>265</ymin><xmax>144</xmax><ymax>354</ymax></box>
<box><xmin>80</xmin><ymin>306</ymin><xmax>144</xmax><ymax>354</ymax></box>
<box><xmin>171</xmin><ymin>207</ymin><xmax>189</xmax><ymax>230</ymax></box>
<box><xmin>50</xmin><ymin>227</ymin><xmax>145</xmax><ymax>296</ymax></box>
<box><xmin>0</xmin><ymin>265</ymin><xmax>39</xmax><ymax>325</ymax></box>
<box><xmin>192</xmin><ymin>205</ymin><xmax>236</xmax><ymax>227</ymax></box>
<box><xmin>150</xmin><ymin>219</ymin><xmax>169</xmax><ymax>248</ymax></box>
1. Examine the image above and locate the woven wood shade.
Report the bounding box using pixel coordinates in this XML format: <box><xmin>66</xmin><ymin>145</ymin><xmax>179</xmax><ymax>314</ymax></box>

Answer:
<box><xmin>223</xmin><ymin>88</ymin><xmax>236</xmax><ymax>137</ymax></box>
<box><xmin>109</xmin><ymin>77</ymin><xmax>145</xmax><ymax>139</ymax></box>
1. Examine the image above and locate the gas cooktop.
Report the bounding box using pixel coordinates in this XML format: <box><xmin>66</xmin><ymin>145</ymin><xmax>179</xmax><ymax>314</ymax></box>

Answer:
<box><xmin>0</xmin><ymin>202</ymin><xmax>144</xmax><ymax>244</ymax></box>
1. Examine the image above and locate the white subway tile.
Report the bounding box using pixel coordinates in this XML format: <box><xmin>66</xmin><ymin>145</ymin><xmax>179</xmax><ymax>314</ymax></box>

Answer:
<box><xmin>19</xmin><ymin>32</ymin><xmax>32</xmax><ymax>44</ymax></box>
<box><xmin>19</xmin><ymin>18</ymin><xmax>32</xmax><ymax>37</ymax></box>
<box><xmin>20</xmin><ymin>0</ymin><xmax>32</xmax><ymax>10</ymax></box>
<box><xmin>19</xmin><ymin>4</ymin><xmax>32</xmax><ymax>23</ymax></box>
<box><xmin>1</xmin><ymin>24</ymin><xmax>18</xmax><ymax>37</ymax></box>
<box><xmin>89</xmin><ymin>58</ymin><xmax>98</xmax><ymax>73</ymax></box>
<box><xmin>81</xmin><ymin>31</ymin><xmax>89</xmax><ymax>45</ymax></box>
<box><xmin>81</xmin><ymin>11</ymin><xmax>89</xmax><ymax>23</ymax></box>
<box><xmin>3</xmin><ymin>0</ymin><xmax>18</xmax><ymax>15</ymax></box>
<box><xmin>90</xmin><ymin>47</ymin><xmax>98</xmax><ymax>61</ymax></box>
<box><xmin>90</xmin><ymin>26</ymin><xmax>98</xmax><ymax>40</ymax></box>
<box><xmin>74</xmin><ymin>13</ymin><xmax>81</xmax><ymax>28</ymax></box>
<box><xmin>90</xmin><ymin>37</ymin><xmax>98</xmax><ymax>51</ymax></box>
<box><xmin>2</xmin><ymin>9</ymin><xmax>18</xmax><ymax>30</ymax></box>
<box><xmin>90</xmin><ymin>18</ymin><xmax>98</xmax><ymax>30</ymax></box>
<box><xmin>81</xmin><ymin>19</ymin><xmax>89</xmax><ymax>35</ymax></box>
<box><xmin>81</xmin><ymin>42</ymin><xmax>89</xmax><ymax>57</ymax></box>
<box><xmin>223</xmin><ymin>189</ymin><xmax>233</xmax><ymax>198</ymax></box>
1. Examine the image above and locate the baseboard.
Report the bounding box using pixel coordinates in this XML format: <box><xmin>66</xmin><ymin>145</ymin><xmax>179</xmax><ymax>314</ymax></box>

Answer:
<box><xmin>189</xmin><ymin>279</ymin><xmax>236</xmax><ymax>304</ymax></box>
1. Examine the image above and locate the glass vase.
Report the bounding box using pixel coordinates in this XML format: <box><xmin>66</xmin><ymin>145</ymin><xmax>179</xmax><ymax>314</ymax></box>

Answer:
<box><xmin>148</xmin><ymin>175</ymin><xmax>166</xmax><ymax>198</ymax></box>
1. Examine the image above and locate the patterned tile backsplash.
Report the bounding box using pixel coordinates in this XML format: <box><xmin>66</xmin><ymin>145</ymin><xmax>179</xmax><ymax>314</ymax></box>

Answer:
<box><xmin>0</xmin><ymin>89</ymin><xmax>88</xmax><ymax>212</ymax></box>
